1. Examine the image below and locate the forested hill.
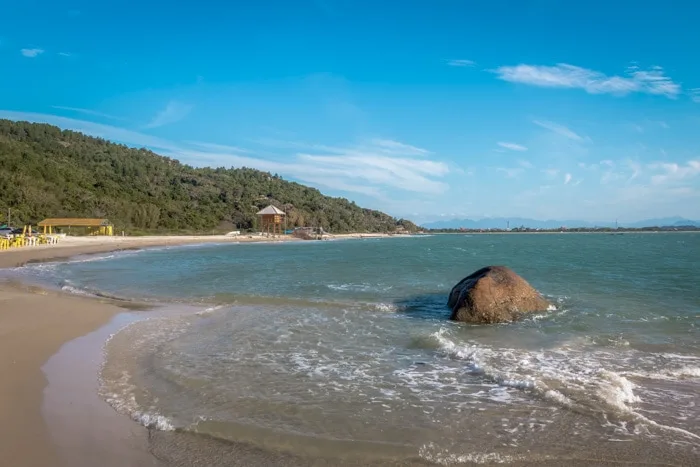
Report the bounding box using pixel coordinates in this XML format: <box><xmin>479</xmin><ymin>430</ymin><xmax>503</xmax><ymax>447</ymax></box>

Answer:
<box><xmin>0</xmin><ymin>120</ymin><xmax>417</xmax><ymax>233</ymax></box>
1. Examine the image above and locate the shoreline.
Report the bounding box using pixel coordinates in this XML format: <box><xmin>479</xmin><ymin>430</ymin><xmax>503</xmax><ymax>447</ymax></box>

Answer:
<box><xmin>0</xmin><ymin>232</ymin><xmax>399</xmax><ymax>269</ymax></box>
<box><xmin>0</xmin><ymin>281</ymin><xmax>137</xmax><ymax>466</ymax></box>
<box><xmin>0</xmin><ymin>233</ymin><xmax>397</xmax><ymax>467</ymax></box>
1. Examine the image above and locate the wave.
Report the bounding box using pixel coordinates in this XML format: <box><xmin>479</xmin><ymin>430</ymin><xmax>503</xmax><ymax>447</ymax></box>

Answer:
<box><xmin>60</xmin><ymin>280</ymin><xmax>135</xmax><ymax>302</ymax></box>
<box><xmin>100</xmin><ymin>369</ymin><xmax>175</xmax><ymax>431</ymax></box>
<box><xmin>420</xmin><ymin>328</ymin><xmax>700</xmax><ymax>442</ymax></box>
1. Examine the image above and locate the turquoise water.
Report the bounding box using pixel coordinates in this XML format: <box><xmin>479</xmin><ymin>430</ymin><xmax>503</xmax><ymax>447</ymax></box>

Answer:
<box><xmin>13</xmin><ymin>233</ymin><xmax>700</xmax><ymax>464</ymax></box>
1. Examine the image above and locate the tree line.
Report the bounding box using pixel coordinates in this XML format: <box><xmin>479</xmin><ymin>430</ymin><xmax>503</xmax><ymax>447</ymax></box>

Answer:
<box><xmin>0</xmin><ymin>120</ymin><xmax>417</xmax><ymax>234</ymax></box>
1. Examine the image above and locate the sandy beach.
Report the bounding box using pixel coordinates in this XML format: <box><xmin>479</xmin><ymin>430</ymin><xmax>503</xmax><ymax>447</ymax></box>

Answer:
<box><xmin>0</xmin><ymin>282</ymin><xmax>133</xmax><ymax>466</ymax></box>
<box><xmin>0</xmin><ymin>233</ymin><xmax>396</xmax><ymax>467</ymax></box>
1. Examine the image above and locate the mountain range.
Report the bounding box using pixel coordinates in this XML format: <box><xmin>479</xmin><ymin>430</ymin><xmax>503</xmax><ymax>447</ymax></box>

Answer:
<box><xmin>422</xmin><ymin>216</ymin><xmax>700</xmax><ymax>230</ymax></box>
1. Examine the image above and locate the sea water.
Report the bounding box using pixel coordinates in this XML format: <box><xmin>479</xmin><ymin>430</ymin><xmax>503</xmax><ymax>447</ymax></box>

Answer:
<box><xmin>12</xmin><ymin>234</ymin><xmax>700</xmax><ymax>465</ymax></box>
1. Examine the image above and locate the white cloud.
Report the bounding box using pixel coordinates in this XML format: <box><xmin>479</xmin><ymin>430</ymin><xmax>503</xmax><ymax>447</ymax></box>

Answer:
<box><xmin>542</xmin><ymin>168</ymin><xmax>560</xmax><ymax>178</ymax></box>
<box><xmin>690</xmin><ymin>88</ymin><xmax>700</xmax><ymax>103</ymax></box>
<box><xmin>495</xmin><ymin>63</ymin><xmax>681</xmax><ymax>99</ymax></box>
<box><xmin>21</xmin><ymin>48</ymin><xmax>44</xmax><ymax>58</ymax></box>
<box><xmin>0</xmin><ymin>110</ymin><xmax>181</xmax><ymax>152</ymax></box>
<box><xmin>649</xmin><ymin>160</ymin><xmax>700</xmax><ymax>185</ymax></box>
<box><xmin>518</xmin><ymin>160</ymin><xmax>534</xmax><ymax>169</ymax></box>
<box><xmin>370</xmin><ymin>138</ymin><xmax>430</xmax><ymax>156</ymax></box>
<box><xmin>626</xmin><ymin>160</ymin><xmax>642</xmax><ymax>182</ymax></box>
<box><xmin>143</xmin><ymin>101</ymin><xmax>193</xmax><ymax>129</ymax></box>
<box><xmin>0</xmin><ymin>110</ymin><xmax>448</xmax><ymax>199</ymax></box>
<box><xmin>532</xmin><ymin>120</ymin><xmax>584</xmax><ymax>142</ymax></box>
<box><xmin>58</xmin><ymin>52</ymin><xmax>72</xmax><ymax>57</ymax></box>
<box><xmin>496</xmin><ymin>167</ymin><xmax>523</xmax><ymax>178</ymax></box>
<box><xmin>185</xmin><ymin>141</ymin><xmax>251</xmax><ymax>154</ymax></box>
<box><xmin>446</xmin><ymin>59</ymin><xmax>475</xmax><ymax>67</ymax></box>
<box><xmin>564</xmin><ymin>173</ymin><xmax>572</xmax><ymax>184</ymax></box>
<box><xmin>497</xmin><ymin>141</ymin><xmax>528</xmax><ymax>151</ymax></box>
<box><xmin>51</xmin><ymin>106</ymin><xmax>128</xmax><ymax>122</ymax></box>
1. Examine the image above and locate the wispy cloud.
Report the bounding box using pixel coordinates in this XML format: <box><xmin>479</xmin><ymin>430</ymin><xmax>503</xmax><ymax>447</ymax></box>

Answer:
<box><xmin>446</xmin><ymin>59</ymin><xmax>475</xmax><ymax>67</ymax></box>
<box><xmin>497</xmin><ymin>141</ymin><xmax>528</xmax><ymax>151</ymax></box>
<box><xmin>532</xmin><ymin>120</ymin><xmax>584</xmax><ymax>142</ymax></box>
<box><xmin>542</xmin><ymin>168</ymin><xmax>560</xmax><ymax>178</ymax></box>
<box><xmin>690</xmin><ymin>88</ymin><xmax>700</xmax><ymax>103</ymax></box>
<box><xmin>21</xmin><ymin>48</ymin><xmax>44</xmax><ymax>58</ymax></box>
<box><xmin>370</xmin><ymin>138</ymin><xmax>430</xmax><ymax>156</ymax></box>
<box><xmin>495</xmin><ymin>63</ymin><xmax>681</xmax><ymax>99</ymax></box>
<box><xmin>0</xmin><ymin>110</ymin><xmax>448</xmax><ymax>199</ymax></box>
<box><xmin>51</xmin><ymin>106</ymin><xmax>128</xmax><ymax>122</ymax></box>
<box><xmin>649</xmin><ymin>160</ymin><xmax>700</xmax><ymax>185</ymax></box>
<box><xmin>496</xmin><ymin>167</ymin><xmax>523</xmax><ymax>178</ymax></box>
<box><xmin>627</xmin><ymin>160</ymin><xmax>642</xmax><ymax>182</ymax></box>
<box><xmin>0</xmin><ymin>111</ymin><xmax>181</xmax><ymax>153</ymax></box>
<box><xmin>185</xmin><ymin>141</ymin><xmax>251</xmax><ymax>154</ymax></box>
<box><xmin>58</xmin><ymin>52</ymin><xmax>72</xmax><ymax>57</ymax></box>
<box><xmin>518</xmin><ymin>160</ymin><xmax>534</xmax><ymax>169</ymax></box>
<box><xmin>564</xmin><ymin>173</ymin><xmax>572</xmax><ymax>184</ymax></box>
<box><xmin>144</xmin><ymin>101</ymin><xmax>193</xmax><ymax>129</ymax></box>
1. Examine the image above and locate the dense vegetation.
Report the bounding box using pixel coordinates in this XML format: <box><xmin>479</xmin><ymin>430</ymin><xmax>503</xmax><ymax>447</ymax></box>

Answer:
<box><xmin>0</xmin><ymin>120</ymin><xmax>417</xmax><ymax>234</ymax></box>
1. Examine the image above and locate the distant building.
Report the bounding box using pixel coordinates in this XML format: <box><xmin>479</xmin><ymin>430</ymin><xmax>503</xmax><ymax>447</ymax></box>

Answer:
<box><xmin>256</xmin><ymin>205</ymin><xmax>286</xmax><ymax>236</ymax></box>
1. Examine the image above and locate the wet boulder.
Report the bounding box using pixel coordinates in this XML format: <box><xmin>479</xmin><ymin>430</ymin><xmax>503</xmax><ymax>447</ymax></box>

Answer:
<box><xmin>448</xmin><ymin>266</ymin><xmax>550</xmax><ymax>324</ymax></box>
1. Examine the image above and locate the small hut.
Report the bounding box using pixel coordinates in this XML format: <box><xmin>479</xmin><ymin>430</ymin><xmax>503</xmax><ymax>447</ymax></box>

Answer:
<box><xmin>256</xmin><ymin>205</ymin><xmax>286</xmax><ymax>236</ymax></box>
<box><xmin>38</xmin><ymin>218</ymin><xmax>114</xmax><ymax>236</ymax></box>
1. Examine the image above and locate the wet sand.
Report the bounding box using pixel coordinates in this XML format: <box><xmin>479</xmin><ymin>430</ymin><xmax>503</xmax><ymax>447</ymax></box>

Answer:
<box><xmin>0</xmin><ymin>282</ymin><xmax>144</xmax><ymax>466</ymax></box>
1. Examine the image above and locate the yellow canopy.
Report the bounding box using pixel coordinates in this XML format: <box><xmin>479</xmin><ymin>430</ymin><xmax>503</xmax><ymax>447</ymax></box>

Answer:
<box><xmin>38</xmin><ymin>218</ymin><xmax>111</xmax><ymax>227</ymax></box>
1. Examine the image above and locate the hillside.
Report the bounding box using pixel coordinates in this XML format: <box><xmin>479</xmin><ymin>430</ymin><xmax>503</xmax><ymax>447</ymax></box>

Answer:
<box><xmin>0</xmin><ymin>120</ymin><xmax>416</xmax><ymax>233</ymax></box>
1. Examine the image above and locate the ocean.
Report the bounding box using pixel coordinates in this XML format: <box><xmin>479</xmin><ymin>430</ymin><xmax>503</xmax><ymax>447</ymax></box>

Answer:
<box><xmin>11</xmin><ymin>233</ymin><xmax>700</xmax><ymax>465</ymax></box>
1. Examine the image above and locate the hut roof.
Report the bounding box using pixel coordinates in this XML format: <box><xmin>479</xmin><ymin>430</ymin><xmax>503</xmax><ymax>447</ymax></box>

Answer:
<box><xmin>38</xmin><ymin>218</ymin><xmax>111</xmax><ymax>227</ymax></box>
<box><xmin>256</xmin><ymin>205</ymin><xmax>285</xmax><ymax>216</ymax></box>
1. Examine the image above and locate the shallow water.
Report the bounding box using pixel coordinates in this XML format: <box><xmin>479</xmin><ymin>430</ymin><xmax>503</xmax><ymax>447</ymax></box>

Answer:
<box><xmin>15</xmin><ymin>233</ymin><xmax>700</xmax><ymax>464</ymax></box>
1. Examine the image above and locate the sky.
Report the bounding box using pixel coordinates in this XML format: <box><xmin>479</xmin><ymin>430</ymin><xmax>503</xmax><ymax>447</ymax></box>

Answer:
<box><xmin>1</xmin><ymin>0</ymin><xmax>700</xmax><ymax>224</ymax></box>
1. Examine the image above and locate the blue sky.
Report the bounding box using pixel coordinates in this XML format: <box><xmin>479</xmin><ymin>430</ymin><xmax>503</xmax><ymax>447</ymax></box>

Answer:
<box><xmin>2</xmin><ymin>0</ymin><xmax>700</xmax><ymax>223</ymax></box>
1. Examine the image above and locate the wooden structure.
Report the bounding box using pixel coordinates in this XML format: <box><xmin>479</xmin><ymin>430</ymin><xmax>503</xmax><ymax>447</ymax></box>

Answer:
<box><xmin>38</xmin><ymin>218</ymin><xmax>114</xmax><ymax>236</ymax></box>
<box><xmin>256</xmin><ymin>205</ymin><xmax>285</xmax><ymax>236</ymax></box>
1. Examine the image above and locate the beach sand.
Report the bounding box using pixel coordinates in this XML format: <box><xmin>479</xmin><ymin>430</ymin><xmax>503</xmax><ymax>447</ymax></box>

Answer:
<box><xmin>0</xmin><ymin>282</ymin><xmax>132</xmax><ymax>466</ymax></box>
<box><xmin>0</xmin><ymin>236</ymin><xmax>233</xmax><ymax>466</ymax></box>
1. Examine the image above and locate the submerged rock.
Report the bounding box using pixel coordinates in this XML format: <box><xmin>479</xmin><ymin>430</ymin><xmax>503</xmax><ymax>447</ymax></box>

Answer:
<box><xmin>448</xmin><ymin>266</ymin><xmax>550</xmax><ymax>324</ymax></box>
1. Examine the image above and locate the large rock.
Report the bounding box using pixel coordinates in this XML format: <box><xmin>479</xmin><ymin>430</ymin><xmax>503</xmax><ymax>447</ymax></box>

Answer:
<box><xmin>448</xmin><ymin>266</ymin><xmax>550</xmax><ymax>324</ymax></box>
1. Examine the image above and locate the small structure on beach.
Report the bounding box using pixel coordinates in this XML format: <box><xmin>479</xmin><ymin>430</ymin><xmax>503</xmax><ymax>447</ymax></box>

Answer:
<box><xmin>256</xmin><ymin>206</ymin><xmax>286</xmax><ymax>236</ymax></box>
<box><xmin>38</xmin><ymin>218</ymin><xmax>114</xmax><ymax>236</ymax></box>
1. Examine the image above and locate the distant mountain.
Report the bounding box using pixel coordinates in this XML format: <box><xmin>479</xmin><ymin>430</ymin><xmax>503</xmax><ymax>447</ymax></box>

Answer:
<box><xmin>422</xmin><ymin>217</ymin><xmax>699</xmax><ymax>230</ymax></box>
<box><xmin>624</xmin><ymin>217</ymin><xmax>700</xmax><ymax>228</ymax></box>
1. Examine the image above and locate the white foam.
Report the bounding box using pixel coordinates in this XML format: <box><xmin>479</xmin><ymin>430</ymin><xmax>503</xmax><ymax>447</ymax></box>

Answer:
<box><xmin>100</xmin><ymin>370</ymin><xmax>175</xmax><ymax>432</ymax></box>
<box><xmin>373</xmin><ymin>303</ymin><xmax>399</xmax><ymax>313</ymax></box>
<box><xmin>418</xmin><ymin>443</ymin><xmax>518</xmax><ymax>465</ymax></box>
<box><xmin>61</xmin><ymin>283</ymin><xmax>91</xmax><ymax>296</ymax></box>
<box><xmin>196</xmin><ymin>304</ymin><xmax>226</xmax><ymax>316</ymax></box>
<box><xmin>134</xmin><ymin>412</ymin><xmax>175</xmax><ymax>431</ymax></box>
<box><xmin>422</xmin><ymin>327</ymin><xmax>700</xmax><ymax>443</ymax></box>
